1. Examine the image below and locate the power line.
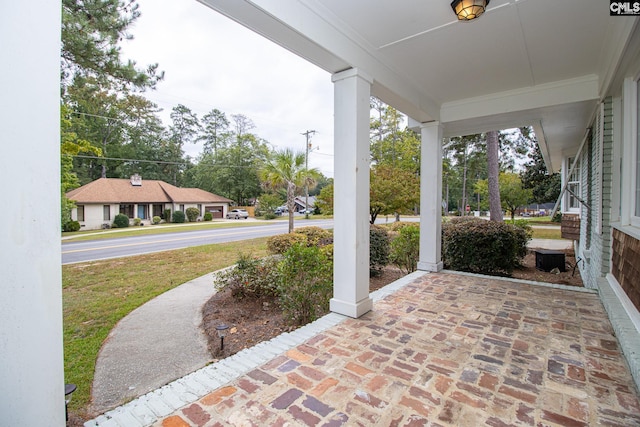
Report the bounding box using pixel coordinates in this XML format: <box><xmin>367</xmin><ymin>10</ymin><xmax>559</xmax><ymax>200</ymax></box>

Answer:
<box><xmin>73</xmin><ymin>155</ymin><xmax>186</xmax><ymax>165</ymax></box>
<box><xmin>70</xmin><ymin>111</ymin><xmax>128</xmax><ymax>123</ymax></box>
<box><xmin>72</xmin><ymin>154</ymin><xmax>259</xmax><ymax>168</ymax></box>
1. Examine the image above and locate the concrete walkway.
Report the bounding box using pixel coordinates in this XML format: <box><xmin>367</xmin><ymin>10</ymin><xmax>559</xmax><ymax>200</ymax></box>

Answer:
<box><xmin>528</xmin><ymin>238</ymin><xmax>573</xmax><ymax>250</ymax></box>
<box><xmin>91</xmin><ymin>273</ymin><xmax>218</xmax><ymax>414</ymax></box>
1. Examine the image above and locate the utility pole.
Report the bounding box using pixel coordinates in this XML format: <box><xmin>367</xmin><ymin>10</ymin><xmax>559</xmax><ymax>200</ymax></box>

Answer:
<box><xmin>302</xmin><ymin>130</ymin><xmax>316</xmax><ymax>218</ymax></box>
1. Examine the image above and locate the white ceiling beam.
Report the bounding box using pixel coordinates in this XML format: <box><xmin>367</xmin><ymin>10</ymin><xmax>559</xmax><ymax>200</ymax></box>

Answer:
<box><xmin>440</xmin><ymin>74</ymin><xmax>600</xmax><ymax>124</ymax></box>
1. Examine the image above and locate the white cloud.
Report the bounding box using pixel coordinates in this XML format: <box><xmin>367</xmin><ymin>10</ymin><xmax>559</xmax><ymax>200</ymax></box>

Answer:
<box><xmin>121</xmin><ymin>0</ymin><xmax>335</xmax><ymax>176</ymax></box>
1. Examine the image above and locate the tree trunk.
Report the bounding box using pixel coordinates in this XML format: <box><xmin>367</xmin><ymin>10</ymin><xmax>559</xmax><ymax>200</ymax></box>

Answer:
<box><xmin>487</xmin><ymin>130</ymin><xmax>503</xmax><ymax>222</ymax></box>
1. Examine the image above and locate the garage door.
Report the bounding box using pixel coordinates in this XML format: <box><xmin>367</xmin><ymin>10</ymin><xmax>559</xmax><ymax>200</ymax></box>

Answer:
<box><xmin>205</xmin><ymin>206</ymin><xmax>224</xmax><ymax>219</ymax></box>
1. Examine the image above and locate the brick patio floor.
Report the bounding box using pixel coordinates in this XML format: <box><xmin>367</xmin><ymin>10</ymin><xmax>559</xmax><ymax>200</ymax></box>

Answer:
<box><xmin>152</xmin><ymin>272</ymin><xmax>640</xmax><ymax>427</ymax></box>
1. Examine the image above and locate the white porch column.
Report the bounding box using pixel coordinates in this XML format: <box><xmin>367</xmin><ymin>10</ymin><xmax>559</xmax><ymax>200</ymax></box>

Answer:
<box><xmin>418</xmin><ymin>121</ymin><xmax>444</xmax><ymax>272</ymax></box>
<box><xmin>330</xmin><ymin>68</ymin><xmax>373</xmax><ymax>318</ymax></box>
<box><xmin>0</xmin><ymin>1</ymin><xmax>65</xmax><ymax>425</ymax></box>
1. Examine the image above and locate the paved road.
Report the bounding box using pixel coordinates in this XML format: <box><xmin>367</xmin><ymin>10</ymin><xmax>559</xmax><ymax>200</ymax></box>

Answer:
<box><xmin>62</xmin><ymin>219</ymin><xmax>333</xmax><ymax>264</ymax></box>
<box><xmin>62</xmin><ymin>217</ymin><xmax>561</xmax><ymax>264</ymax></box>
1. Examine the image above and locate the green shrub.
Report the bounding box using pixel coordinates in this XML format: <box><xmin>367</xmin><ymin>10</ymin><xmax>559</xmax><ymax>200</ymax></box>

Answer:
<box><xmin>172</xmin><ymin>210</ymin><xmax>186</xmax><ymax>223</ymax></box>
<box><xmin>278</xmin><ymin>244</ymin><xmax>333</xmax><ymax>325</ymax></box>
<box><xmin>442</xmin><ymin>217</ymin><xmax>529</xmax><ymax>275</ymax></box>
<box><xmin>390</xmin><ymin>224</ymin><xmax>420</xmax><ymax>273</ymax></box>
<box><xmin>133</xmin><ymin>217</ymin><xmax>142</xmax><ymax>226</ymax></box>
<box><xmin>113</xmin><ymin>214</ymin><xmax>129</xmax><ymax>228</ymax></box>
<box><xmin>186</xmin><ymin>207</ymin><xmax>200</xmax><ymax>222</ymax></box>
<box><xmin>264</xmin><ymin>212</ymin><xmax>276</xmax><ymax>220</ymax></box>
<box><xmin>512</xmin><ymin>219</ymin><xmax>533</xmax><ymax>237</ymax></box>
<box><xmin>320</xmin><ymin>243</ymin><xmax>333</xmax><ymax>263</ymax></box>
<box><xmin>266</xmin><ymin>233</ymin><xmax>308</xmax><ymax>255</ymax></box>
<box><xmin>214</xmin><ymin>254</ymin><xmax>280</xmax><ymax>299</ymax></box>
<box><xmin>552</xmin><ymin>212</ymin><xmax>562</xmax><ymax>223</ymax></box>
<box><xmin>152</xmin><ymin>216</ymin><xmax>161</xmax><ymax>224</ymax></box>
<box><xmin>293</xmin><ymin>226</ymin><xmax>332</xmax><ymax>246</ymax></box>
<box><xmin>370</xmin><ymin>225</ymin><xmax>390</xmax><ymax>276</ymax></box>
<box><xmin>163</xmin><ymin>209</ymin><xmax>172</xmax><ymax>222</ymax></box>
<box><xmin>63</xmin><ymin>220</ymin><xmax>81</xmax><ymax>232</ymax></box>
<box><xmin>203</xmin><ymin>212</ymin><xmax>213</xmax><ymax>221</ymax></box>
<box><xmin>387</xmin><ymin>221</ymin><xmax>417</xmax><ymax>232</ymax></box>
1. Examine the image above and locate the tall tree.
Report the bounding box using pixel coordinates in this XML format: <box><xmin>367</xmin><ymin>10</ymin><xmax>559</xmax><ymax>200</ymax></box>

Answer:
<box><xmin>167</xmin><ymin>104</ymin><xmax>200</xmax><ymax>185</ymax></box>
<box><xmin>65</xmin><ymin>78</ymin><xmax>127</xmax><ymax>180</ymax></box>
<box><xmin>61</xmin><ymin>0</ymin><xmax>163</xmax><ymax>92</ymax></box>
<box><xmin>200</xmin><ymin>109</ymin><xmax>230</xmax><ymax>155</ymax></box>
<box><xmin>475</xmin><ymin>173</ymin><xmax>532</xmax><ymax>221</ymax></box>
<box><xmin>61</xmin><ymin>105</ymin><xmax>102</xmax><ymax>227</ymax></box>
<box><xmin>369</xmin><ymin>103</ymin><xmax>419</xmax><ymax>172</ymax></box>
<box><xmin>369</xmin><ymin>164</ymin><xmax>420</xmax><ymax>224</ymax></box>
<box><xmin>261</xmin><ymin>148</ymin><xmax>321</xmax><ymax>233</ymax></box>
<box><xmin>231</xmin><ymin>114</ymin><xmax>255</xmax><ymax>138</ymax></box>
<box><xmin>520</xmin><ymin>133</ymin><xmax>561</xmax><ymax>204</ymax></box>
<box><xmin>487</xmin><ymin>130</ymin><xmax>503</xmax><ymax>221</ymax></box>
<box><xmin>315</xmin><ymin>182</ymin><xmax>334</xmax><ymax>215</ymax></box>
<box><xmin>499</xmin><ymin>173</ymin><xmax>533</xmax><ymax>221</ymax></box>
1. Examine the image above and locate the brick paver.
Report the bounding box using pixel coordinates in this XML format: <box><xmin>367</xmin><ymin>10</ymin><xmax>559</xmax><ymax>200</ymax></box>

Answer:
<box><xmin>150</xmin><ymin>272</ymin><xmax>640</xmax><ymax>426</ymax></box>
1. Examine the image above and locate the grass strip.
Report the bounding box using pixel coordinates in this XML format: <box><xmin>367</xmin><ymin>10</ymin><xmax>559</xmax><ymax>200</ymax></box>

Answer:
<box><xmin>62</xmin><ymin>220</ymin><xmax>280</xmax><ymax>241</ymax></box>
<box><xmin>531</xmin><ymin>227</ymin><xmax>562</xmax><ymax>240</ymax></box>
<box><xmin>63</xmin><ymin>238</ymin><xmax>268</xmax><ymax>415</ymax></box>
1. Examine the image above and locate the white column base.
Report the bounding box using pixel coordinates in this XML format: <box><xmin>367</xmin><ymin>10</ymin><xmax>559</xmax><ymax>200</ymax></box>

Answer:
<box><xmin>418</xmin><ymin>261</ymin><xmax>444</xmax><ymax>272</ymax></box>
<box><xmin>330</xmin><ymin>297</ymin><xmax>373</xmax><ymax>318</ymax></box>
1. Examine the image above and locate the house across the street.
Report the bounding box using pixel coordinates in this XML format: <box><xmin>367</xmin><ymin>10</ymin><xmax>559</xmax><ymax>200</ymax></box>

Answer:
<box><xmin>293</xmin><ymin>195</ymin><xmax>316</xmax><ymax>213</ymax></box>
<box><xmin>66</xmin><ymin>174</ymin><xmax>234</xmax><ymax>230</ymax></box>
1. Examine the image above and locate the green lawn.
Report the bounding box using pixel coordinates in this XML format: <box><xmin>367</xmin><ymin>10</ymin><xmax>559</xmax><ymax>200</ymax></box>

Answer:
<box><xmin>62</xmin><ymin>220</ymin><xmax>275</xmax><ymax>241</ymax></box>
<box><xmin>531</xmin><ymin>227</ymin><xmax>562</xmax><ymax>240</ymax></box>
<box><xmin>63</xmin><ymin>238</ymin><xmax>269</xmax><ymax>416</ymax></box>
<box><xmin>62</xmin><ymin>215</ymin><xmax>330</xmax><ymax>242</ymax></box>
<box><xmin>522</xmin><ymin>215</ymin><xmax>558</xmax><ymax>224</ymax></box>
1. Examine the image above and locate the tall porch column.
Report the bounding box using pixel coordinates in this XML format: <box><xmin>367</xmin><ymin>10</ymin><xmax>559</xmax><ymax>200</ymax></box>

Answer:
<box><xmin>418</xmin><ymin>121</ymin><xmax>444</xmax><ymax>272</ymax></box>
<box><xmin>330</xmin><ymin>68</ymin><xmax>373</xmax><ymax>318</ymax></box>
<box><xmin>1</xmin><ymin>1</ymin><xmax>65</xmax><ymax>425</ymax></box>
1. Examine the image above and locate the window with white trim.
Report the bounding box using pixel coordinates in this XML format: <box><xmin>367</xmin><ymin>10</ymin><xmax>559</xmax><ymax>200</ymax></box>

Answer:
<box><xmin>566</xmin><ymin>156</ymin><xmax>581</xmax><ymax>212</ymax></box>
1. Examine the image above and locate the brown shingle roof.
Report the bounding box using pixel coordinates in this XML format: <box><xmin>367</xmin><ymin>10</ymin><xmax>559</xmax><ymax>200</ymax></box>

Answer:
<box><xmin>66</xmin><ymin>178</ymin><xmax>234</xmax><ymax>204</ymax></box>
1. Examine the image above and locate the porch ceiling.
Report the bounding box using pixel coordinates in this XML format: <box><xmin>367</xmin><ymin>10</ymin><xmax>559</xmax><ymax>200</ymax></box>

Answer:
<box><xmin>198</xmin><ymin>0</ymin><xmax>639</xmax><ymax>172</ymax></box>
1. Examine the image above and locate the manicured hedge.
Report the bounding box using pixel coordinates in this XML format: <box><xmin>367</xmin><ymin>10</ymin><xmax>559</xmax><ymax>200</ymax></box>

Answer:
<box><xmin>113</xmin><ymin>214</ymin><xmax>129</xmax><ymax>228</ymax></box>
<box><xmin>370</xmin><ymin>225</ymin><xmax>390</xmax><ymax>276</ymax></box>
<box><xmin>442</xmin><ymin>217</ymin><xmax>530</xmax><ymax>275</ymax></box>
<box><xmin>293</xmin><ymin>226</ymin><xmax>332</xmax><ymax>246</ymax></box>
<box><xmin>266</xmin><ymin>233</ymin><xmax>308</xmax><ymax>255</ymax></box>
<box><xmin>172</xmin><ymin>210</ymin><xmax>185</xmax><ymax>223</ymax></box>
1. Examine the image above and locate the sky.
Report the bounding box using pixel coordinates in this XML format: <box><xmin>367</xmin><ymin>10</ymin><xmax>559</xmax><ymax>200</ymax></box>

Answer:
<box><xmin>121</xmin><ymin>0</ymin><xmax>336</xmax><ymax>177</ymax></box>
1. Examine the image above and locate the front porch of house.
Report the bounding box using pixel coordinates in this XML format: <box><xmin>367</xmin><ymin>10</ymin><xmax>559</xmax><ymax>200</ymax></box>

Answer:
<box><xmin>86</xmin><ymin>271</ymin><xmax>640</xmax><ymax>426</ymax></box>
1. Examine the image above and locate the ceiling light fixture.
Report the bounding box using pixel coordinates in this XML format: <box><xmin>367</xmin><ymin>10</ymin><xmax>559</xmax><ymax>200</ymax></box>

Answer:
<box><xmin>451</xmin><ymin>0</ymin><xmax>490</xmax><ymax>21</ymax></box>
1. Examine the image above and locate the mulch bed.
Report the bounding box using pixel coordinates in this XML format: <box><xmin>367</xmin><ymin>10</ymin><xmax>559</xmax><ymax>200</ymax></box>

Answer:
<box><xmin>201</xmin><ymin>248</ymin><xmax>582</xmax><ymax>358</ymax></box>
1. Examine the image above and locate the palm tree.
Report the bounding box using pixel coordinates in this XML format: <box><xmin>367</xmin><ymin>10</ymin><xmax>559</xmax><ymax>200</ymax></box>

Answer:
<box><xmin>261</xmin><ymin>148</ymin><xmax>321</xmax><ymax>233</ymax></box>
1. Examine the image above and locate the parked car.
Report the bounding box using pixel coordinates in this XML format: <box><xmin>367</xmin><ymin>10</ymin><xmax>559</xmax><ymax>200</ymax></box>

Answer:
<box><xmin>275</xmin><ymin>206</ymin><xmax>288</xmax><ymax>215</ymax></box>
<box><xmin>226</xmin><ymin>209</ymin><xmax>249</xmax><ymax>219</ymax></box>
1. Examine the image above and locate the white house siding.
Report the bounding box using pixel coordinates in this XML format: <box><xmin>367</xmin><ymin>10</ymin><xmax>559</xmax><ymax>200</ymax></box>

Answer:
<box><xmin>71</xmin><ymin>202</ymin><xmax>231</xmax><ymax>230</ymax></box>
<box><xmin>72</xmin><ymin>204</ymin><xmax>112</xmax><ymax>230</ymax></box>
